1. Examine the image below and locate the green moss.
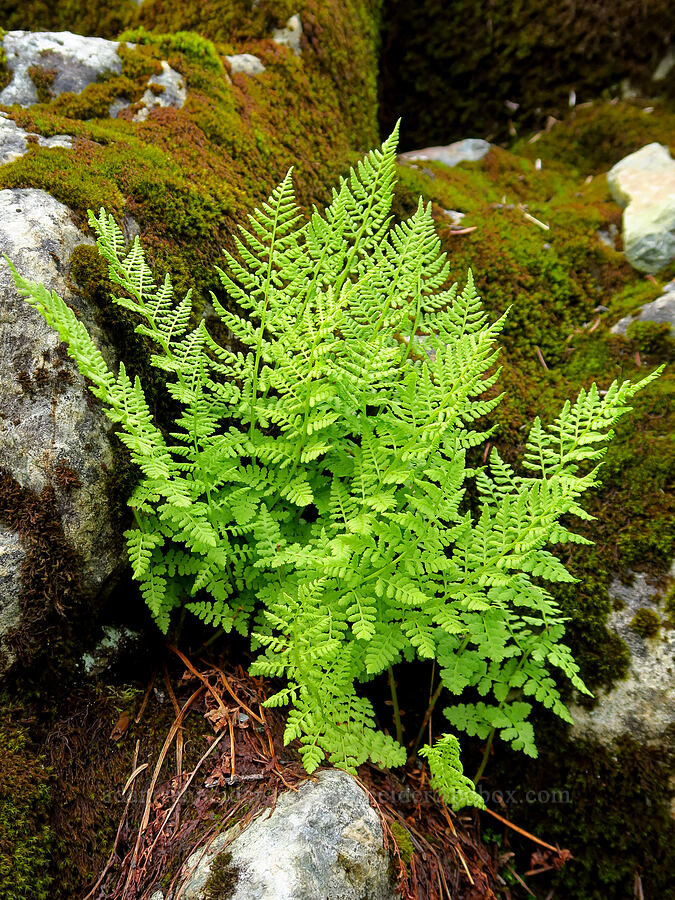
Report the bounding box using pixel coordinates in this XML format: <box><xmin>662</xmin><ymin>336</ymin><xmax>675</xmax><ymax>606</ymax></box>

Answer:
<box><xmin>119</xmin><ymin>26</ymin><xmax>224</xmax><ymax>72</ymax></box>
<box><xmin>388</xmin><ymin>819</ymin><xmax>414</xmax><ymax>866</ymax></box>
<box><xmin>630</xmin><ymin>607</ymin><xmax>661</xmax><ymax>637</ymax></box>
<box><xmin>0</xmin><ymin>723</ymin><xmax>53</xmax><ymax>900</ymax></box>
<box><xmin>2</xmin><ymin>0</ymin><xmax>139</xmax><ymax>38</ymax></box>
<box><xmin>0</xmin><ymin>29</ymin><xmax>12</xmax><ymax>93</ymax></box>
<box><xmin>664</xmin><ymin>583</ymin><xmax>675</xmax><ymax>625</ymax></box>
<box><xmin>514</xmin><ymin>100</ymin><xmax>675</xmax><ymax>177</ymax></box>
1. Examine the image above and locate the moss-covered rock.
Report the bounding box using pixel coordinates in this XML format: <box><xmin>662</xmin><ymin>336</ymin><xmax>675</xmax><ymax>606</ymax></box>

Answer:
<box><xmin>379</xmin><ymin>0</ymin><xmax>675</xmax><ymax>149</ymax></box>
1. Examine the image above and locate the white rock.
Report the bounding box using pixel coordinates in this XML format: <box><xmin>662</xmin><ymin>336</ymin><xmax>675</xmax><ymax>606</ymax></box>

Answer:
<box><xmin>0</xmin><ymin>112</ymin><xmax>72</xmax><ymax>165</ymax></box>
<box><xmin>225</xmin><ymin>53</ymin><xmax>266</xmax><ymax>76</ymax></box>
<box><xmin>570</xmin><ymin>565</ymin><xmax>675</xmax><ymax>747</ymax></box>
<box><xmin>607</xmin><ymin>143</ymin><xmax>675</xmax><ymax>273</ymax></box>
<box><xmin>0</xmin><ymin>189</ymin><xmax>122</xmax><ymax>666</ymax></box>
<box><xmin>133</xmin><ymin>61</ymin><xmax>186</xmax><ymax>122</ymax></box>
<box><xmin>0</xmin><ymin>31</ymin><xmax>123</xmax><ymax>108</ymax></box>
<box><xmin>178</xmin><ymin>770</ymin><xmax>396</xmax><ymax>900</ymax></box>
<box><xmin>272</xmin><ymin>14</ymin><xmax>303</xmax><ymax>57</ymax></box>
<box><xmin>399</xmin><ymin>139</ymin><xmax>491</xmax><ymax>168</ymax></box>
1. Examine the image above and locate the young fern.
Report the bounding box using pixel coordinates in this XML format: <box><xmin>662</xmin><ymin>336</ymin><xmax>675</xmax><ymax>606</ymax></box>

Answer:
<box><xmin>8</xmin><ymin>124</ymin><xmax>660</xmax><ymax>806</ymax></box>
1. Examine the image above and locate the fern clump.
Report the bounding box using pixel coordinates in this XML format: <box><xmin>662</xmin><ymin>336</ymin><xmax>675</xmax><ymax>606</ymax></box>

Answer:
<box><xmin>8</xmin><ymin>125</ymin><xmax>659</xmax><ymax>806</ymax></box>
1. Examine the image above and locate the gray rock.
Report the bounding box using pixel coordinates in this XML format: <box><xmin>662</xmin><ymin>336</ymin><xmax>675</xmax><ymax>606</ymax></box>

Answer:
<box><xmin>0</xmin><ymin>527</ymin><xmax>25</xmax><ymax>667</ymax></box>
<box><xmin>134</xmin><ymin>61</ymin><xmax>186</xmax><ymax>122</ymax></box>
<box><xmin>225</xmin><ymin>54</ymin><xmax>266</xmax><ymax>76</ymax></box>
<box><xmin>607</xmin><ymin>143</ymin><xmax>675</xmax><ymax>273</ymax></box>
<box><xmin>611</xmin><ymin>287</ymin><xmax>675</xmax><ymax>335</ymax></box>
<box><xmin>0</xmin><ymin>188</ymin><xmax>122</xmax><ymax>661</ymax></box>
<box><xmin>570</xmin><ymin>564</ymin><xmax>675</xmax><ymax>749</ymax></box>
<box><xmin>272</xmin><ymin>14</ymin><xmax>303</xmax><ymax>57</ymax></box>
<box><xmin>0</xmin><ymin>31</ymin><xmax>123</xmax><ymax>108</ymax></box>
<box><xmin>399</xmin><ymin>139</ymin><xmax>491</xmax><ymax>169</ymax></box>
<box><xmin>178</xmin><ymin>770</ymin><xmax>397</xmax><ymax>900</ymax></box>
<box><xmin>0</xmin><ymin>111</ymin><xmax>72</xmax><ymax>166</ymax></box>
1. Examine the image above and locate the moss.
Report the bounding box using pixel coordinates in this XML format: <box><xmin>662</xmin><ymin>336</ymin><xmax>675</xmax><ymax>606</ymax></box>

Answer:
<box><xmin>203</xmin><ymin>850</ymin><xmax>240</xmax><ymax>900</ymax></box>
<box><xmin>665</xmin><ymin>583</ymin><xmax>675</xmax><ymax>626</ymax></box>
<box><xmin>119</xmin><ymin>26</ymin><xmax>224</xmax><ymax>72</ymax></box>
<box><xmin>481</xmin><ymin>728</ymin><xmax>675</xmax><ymax>900</ymax></box>
<box><xmin>0</xmin><ymin>472</ymin><xmax>87</xmax><ymax>676</ymax></box>
<box><xmin>388</xmin><ymin>819</ymin><xmax>414</xmax><ymax>867</ymax></box>
<box><xmin>0</xmin><ymin>722</ymin><xmax>53</xmax><ymax>900</ymax></box>
<box><xmin>2</xmin><ymin>0</ymin><xmax>139</xmax><ymax>39</ymax></box>
<box><xmin>27</xmin><ymin>65</ymin><xmax>56</xmax><ymax>104</ymax></box>
<box><xmin>630</xmin><ymin>607</ymin><xmax>661</xmax><ymax>637</ymax></box>
<box><xmin>513</xmin><ymin>100</ymin><xmax>675</xmax><ymax>177</ymax></box>
<box><xmin>379</xmin><ymin>0</ymin><xmax>675</xmax><ymax>149</ymax></box>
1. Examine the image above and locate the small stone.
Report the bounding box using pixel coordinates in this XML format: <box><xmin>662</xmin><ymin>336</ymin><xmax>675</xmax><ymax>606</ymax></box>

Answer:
<box><xmin>399</xmin><ymin>139</ymin><xmax>491</xmax><ymax>169</ymax></box>
<box><xmin>272</xmin><ymin>14</ymin><xmax>303</xmax><ymax>56</ymax></box>
<box><xmin>653</xmin><ymin>47</ymin><xmax>675</xmax><ymax>82</ymax></box>
<box><xmin>607</xmin><ymin>143</ymin><xmax>675</xmax><ymax>273</ymax></box>
<box><xmin>225</xmin><ymin>54</ymin><xmax>266</xmax><ymax>76</ymax></box>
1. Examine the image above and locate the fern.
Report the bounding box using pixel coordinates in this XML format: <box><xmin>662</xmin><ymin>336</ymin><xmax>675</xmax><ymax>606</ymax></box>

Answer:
<box><xmin>8</xmin><ymin>123</ymin><xmax>661</xmax><ymax>808</ymax></box>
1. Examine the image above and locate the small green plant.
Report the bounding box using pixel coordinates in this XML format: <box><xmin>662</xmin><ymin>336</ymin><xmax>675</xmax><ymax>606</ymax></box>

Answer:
<box><xmin>8</xmin><ymin>126</ymin><xmax>659</xmax><ymax>807</ymax></box>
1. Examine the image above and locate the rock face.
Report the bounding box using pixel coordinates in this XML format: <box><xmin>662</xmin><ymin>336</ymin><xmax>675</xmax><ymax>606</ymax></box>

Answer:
<box><xmin>178</xmin><ymin>770</ymin><xmax>397</xmax><ymax>900</ymax></box>
<box><xmin>399</xmin><ymin>138</ymin><xmax>491</xmax><ymax>169</ymax></box>
<box><xmin>0</xmin><ymin>110</ymin><xmax>72</xmax><ymax>165</ymax></box>
<box><xmin>607</xmin><ymin>143</ymin><xmax>675</xmax><ymax>273</ymax></box>
<box><xmin>611</xmin><ymin>280</ymin><xmax>675</xmax><ymax>336</ymax></box>
<box><xmin>0</xmin><ymin>188</ymin><xmax>121</xmax><ymax>667</ymax></box>
<box><xmin>570</xmin><ymin>565</ymin><xmax>675</xmax><ymax>749</ymax></box>
<box><xmin>0</xmin><ymin>30</ymin><xmax>124</xmax><ymax>107</ymax></box>
<box><xmin>272</xmin><ymin>14</ymin><xmax>303</xmax><ymax>57</ymax></box>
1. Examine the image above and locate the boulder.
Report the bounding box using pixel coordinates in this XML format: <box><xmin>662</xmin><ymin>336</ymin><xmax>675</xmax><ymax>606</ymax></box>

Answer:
<box><xmin>0</xmin><ymin>30</ymin><xmax>125</xmax><ymax>107</ymax></box>
<box><xmin>0</xmin><ymin>110</ymin><xmax>72</xmax><ymax>166</ymax></box>
<box><xmin>607</xmin><ymin>143</ymin><xmax>675</xmax><ymax>273</ymax></box>
<box><xmin>611</xmin><ymin>281</ymin><xmax>675</xmax><ymax>335</ymax></box>
<box><xmin>0</xmin><ymin>188</ymin><xmax>122</xmax><ymax>668</ymax></box>
<box><xmin>570</xmin><ymin>565</ymin><xmax>675</xmax><ymax>750</ymax></box>
<box><xmin>399</xmin><ymin>138</ymin><xmax>491</xmax><ymax>169</ymax></box>
<box><xmin>177</xmin><ymin>770</ymin><xmax>397</xmax><ymax>900</ymax></box>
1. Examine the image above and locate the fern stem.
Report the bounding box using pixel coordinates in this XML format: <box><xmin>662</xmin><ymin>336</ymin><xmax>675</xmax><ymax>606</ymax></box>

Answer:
<box><xmin>388</xmin><ymin>666</ymin><xmax>404</xmax><ymax>746</ymax></box>
<box><xmin>408</xmin><ymin>678</ymin><xmax>444</xmax><ymax>763</ymax></box>
<box><xmin>473</xmin><ymin>727</ymin><xmax>496</xmax><ymax>784</ymax></box>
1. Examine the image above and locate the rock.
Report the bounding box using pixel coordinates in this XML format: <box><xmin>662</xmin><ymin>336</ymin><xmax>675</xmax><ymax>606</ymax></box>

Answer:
<box><xmin>611</xmin><ymin>284</ymin><xmax>675</xmax><ymax>335</ymax></box>
<box><xmin>225</xmin><ymin>54</ymin><xmax>266</xmax><ymax>76</ymax></box>
<box><xmin>272</xmin><ymin>14</ymin><xmax>303</xmax><ymax>56</ymax></box>
<box><xmin>0</xmin><ymin>526</ymin><xmax>25</xmax><ymax>668</ymax></box>
<box><xmin>178</xmin><ymin>770</ymin><xmax>397</xmax><ymax>900</ymax></box>
<box><xmin>0</xmin><ymin>188</ymin><xmax>122</xmax><ymax>664</ymax></box>
<box><xmin>0</xmin><ymin>111</ymin><xmax>72</xmax><ymax>166</ymax></box>
<box><xmin>133</xmin><ymin>61</ymin><xmax>187</xmax><ymax>122</ymax></box>
<box><xmin>607</xmin><ymin>143</ymin><xmax>675</xmax><ymax>273</ymax></box>
<box><xmin>570</xmin><ymin>565</ymin><xmax>675</xmax><ymax>749</ymax></box>
<box><xmin>0</xmin><ymin>31</ymin><xmax>124</xmax><ymax>108</ymax></box>
<box><xmin>399</xmin><ymin>138</ymin><xmax>491</xmax><ymax>168</ymax></box>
